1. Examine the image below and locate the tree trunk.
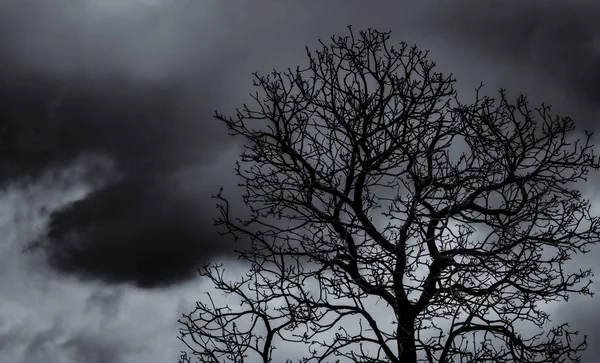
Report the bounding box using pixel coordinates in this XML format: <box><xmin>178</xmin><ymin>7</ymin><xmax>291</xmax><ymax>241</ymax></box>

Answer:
<box><xmin>397</xmin><ymin>315</ymin><xmax>417</xmax><ymax>363</ymax></box>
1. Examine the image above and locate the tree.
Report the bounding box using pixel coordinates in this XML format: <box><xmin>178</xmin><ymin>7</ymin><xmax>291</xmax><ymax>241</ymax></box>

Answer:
<box><xmin>178</xmin><ymin>27</ymin><xmax>600</xmax><ymax>363</ymax></box>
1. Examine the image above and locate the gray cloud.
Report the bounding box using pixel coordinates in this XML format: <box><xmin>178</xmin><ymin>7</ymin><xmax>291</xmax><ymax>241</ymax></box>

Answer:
<box><xmin>0</xmin><ymin>173</ymin><xmax>196</xmax><ymax>362</ymax></box>
<box><xmin>0</xmin><ymin>0</ymin><xmax>224</xmax><ymax>81</ymax></box>
<box><xmin>425</xmin><ymin>0</ymin><xmax>600</xmax><ymax>123</ymax></box>
<box><xmin>421</xmin><ymin>3</ymin><xmax>600</xmax><ymax>360</ymax></box>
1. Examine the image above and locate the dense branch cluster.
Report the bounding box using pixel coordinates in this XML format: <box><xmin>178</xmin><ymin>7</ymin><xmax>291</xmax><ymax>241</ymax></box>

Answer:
<box><xmin>178</xmin><ymin>27</ymin><xmax>600</xmax><ymax>363</ymax></box>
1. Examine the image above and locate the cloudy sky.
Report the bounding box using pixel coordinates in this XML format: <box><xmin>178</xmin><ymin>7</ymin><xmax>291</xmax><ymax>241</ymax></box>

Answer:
<box><xmin>1</xmin><ymin>0</ymin><xmax>599</xmax><ymax>362</ymax></box>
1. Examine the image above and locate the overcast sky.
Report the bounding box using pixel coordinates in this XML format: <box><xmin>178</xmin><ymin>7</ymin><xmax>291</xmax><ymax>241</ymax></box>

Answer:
<box><xmin>1</xmin><ymin>1</ymin><xmax>599</xmax><ymax>362</ymax></box>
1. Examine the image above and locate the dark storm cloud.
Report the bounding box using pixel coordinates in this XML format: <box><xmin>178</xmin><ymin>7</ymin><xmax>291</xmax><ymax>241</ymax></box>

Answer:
<box><xmin>0</xmin><ymin>1</ymin><xmax>245</xmax><ymax>287</ymax></box>
<box><xmin>426</xmin><ymin>0</ymin><xmax>600</xmax><ymax>119</ymax></box>
<box><xmin>0</xmin><ymin>69</ymin><xmax>242</xmax><ymax>286</ymax></box>
<box><xmin>0</xmin><ymin>73</ymin><xmax>227</xmax><ymax>183</ymax></box>
<box><xmin>0</xmin><ymin>0</ymin><xmax>248</xmax><ymax>185</ymax></box>
<box><xmin>37</xmin><ymin>174</ymin><xmax>239</xmax><ymax>288</ymax></box>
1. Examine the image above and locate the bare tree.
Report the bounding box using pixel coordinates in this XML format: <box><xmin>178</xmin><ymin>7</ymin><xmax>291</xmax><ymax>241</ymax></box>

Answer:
<box><xmin>178</xmin><ymin>27</ymin><xmax>600</xmax><ymax>363</ymax></box>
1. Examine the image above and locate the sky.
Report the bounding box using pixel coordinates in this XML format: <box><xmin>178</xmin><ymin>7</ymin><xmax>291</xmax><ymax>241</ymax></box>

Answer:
<box><xmin>1</xmin><ymin>0</ymin><xmax>600</xmax><ymax>362</ymax></box>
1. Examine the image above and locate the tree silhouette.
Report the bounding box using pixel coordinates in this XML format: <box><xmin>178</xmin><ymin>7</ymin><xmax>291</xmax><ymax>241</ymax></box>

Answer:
<box><xmin>178</xmin><ymin>27</ymin><xmax>600</xmax><ymax>363</ymax></box>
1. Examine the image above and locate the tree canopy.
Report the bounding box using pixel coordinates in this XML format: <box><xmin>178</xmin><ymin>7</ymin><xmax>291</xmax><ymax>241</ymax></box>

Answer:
<box><xmin>178</xmin><ymin>27</ymin><xmax>600</xmax><ymax>363</ymax></box>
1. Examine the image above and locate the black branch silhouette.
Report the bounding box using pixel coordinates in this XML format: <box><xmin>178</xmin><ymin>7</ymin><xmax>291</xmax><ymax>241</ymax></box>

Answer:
<box><xmin>178</xmin><ymin>27</ymin><xmax>600</xmax><ymax>363</ymax></box>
